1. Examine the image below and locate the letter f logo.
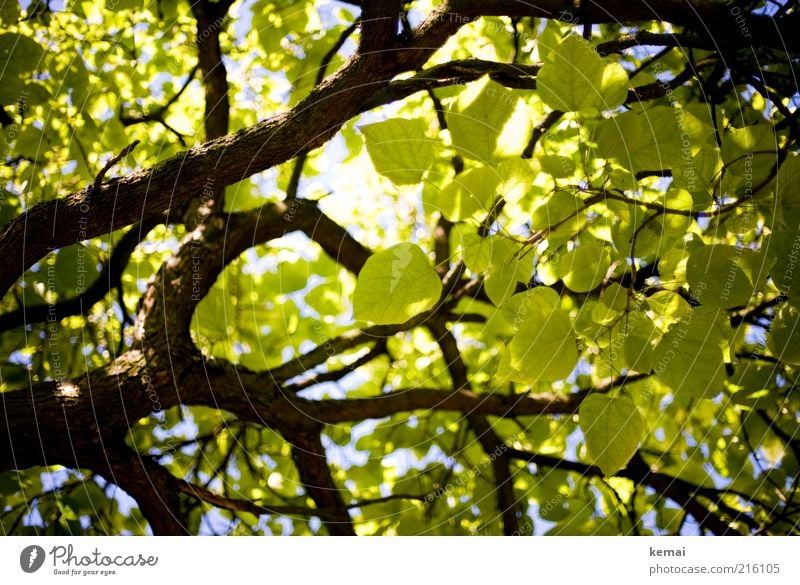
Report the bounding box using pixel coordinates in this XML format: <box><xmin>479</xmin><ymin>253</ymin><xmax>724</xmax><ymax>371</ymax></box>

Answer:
<box><xmin>20</xmin><ymin>545</ymin><xmax>46</xmax><ymax>573</ymax></box>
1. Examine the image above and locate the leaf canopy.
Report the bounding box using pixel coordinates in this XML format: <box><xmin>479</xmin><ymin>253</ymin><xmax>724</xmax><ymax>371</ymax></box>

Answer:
<box><xmin>0</xmin><ymin>0</ymin><xmax>797</xmax><ymax>538</ymax></box>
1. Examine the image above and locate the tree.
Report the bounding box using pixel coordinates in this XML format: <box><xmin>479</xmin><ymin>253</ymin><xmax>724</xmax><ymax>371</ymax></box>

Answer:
<box><xmin>0</xmin><ymin>0</ymin><xmax>798</xmax><ymax>536</ymax></box>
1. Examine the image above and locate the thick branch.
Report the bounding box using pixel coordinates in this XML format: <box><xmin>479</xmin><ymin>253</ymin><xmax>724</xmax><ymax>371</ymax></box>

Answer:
<box><xmin>190</xmin><ymin>0</ymin><xmax>233</xmax><ymax>212</ymax></box>
<box><xmin>0</xmin><ymin>220</ymin><xmax>159</xmax><ymax>332</ymax></box>
<box><xmin>134</xmin><ymin>201</ymin><xmax>293</xmax><ymax>355</ymax></box>
<box><xmin>358</xmin><ymin>0</ymin><xmax>402</xmax><ymax>54</ymax></box>
<box><xmin>283</xmin><ymin>429</ymin><xmax>355</xmax><ymax>535</ymax></box>
<box><xmin>506</xmin><ymin>449</ymin><xmax>739</xmax><ymax>535</ymax></box>
<box><xmin>297</xmin><ymin>387</ymin><xmax>579</xmax><ymax>425</ymax></box>
<box><xmin>0</xmin><ymin>352</ymin><xmax>581</xmax><ymax>475</ymax></box>
<box><xmin>362</xmin><ymin>59</ymin><xmax>540</xmax><ymax>111</ymax></box>
<box><xmin>0</xmin><ymin>3</ymin><xmax>463</xmax><ymax>299</ymax></box>
<box><xmin>0</xmin><ymin>351</ymin><xmax>163</xmax><ymax>472</ymax></box>
<box><xmin>191</xmin><ymin>0</ymin><xmax>232</xmax><ymax>142</ymax></box>
<box><xmin>448</xmin><ymin>0</ymin><xmax>800</xmax><ymax>53</ymax></box>
<box><xmin>95</xmin><ymin>444</ymin><xmax>189</xmax><ymax>535</ymax></box>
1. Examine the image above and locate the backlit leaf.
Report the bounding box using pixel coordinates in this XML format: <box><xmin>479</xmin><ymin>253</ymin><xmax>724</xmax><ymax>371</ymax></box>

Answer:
<box><xmin>686</xmin><ymin>245</ymin><xmax>754</xmax><ymax>309</ymax></box>
<box><xmin>446</xmin><ymin>76</ymin><xmax>531</xmax><ymax>164</ymax></box>
<box><xmin>653</xmin><ymin>309</ymin><xmax>727</xmax><ymax>399</ymax></box>
<box><xmin>767</xmin><ymin>302</ymin><xmax>800</xmax><ymax>365</ymax></box>
<box><xmin>437</xmin><ymin>165</ymin><xmax>499</xmax><ymax>221</ymax></box>
<box><xmin>537</xmin><ymin>35</ymin><xmax>628</xmax><ymax>113</ymax></box>
<box><xmin>361</xmin><ymin>118</ymin><xmax>437</xmax><ymax>185</ymax></box>
<box><xmin>353</xmin><ymin>243</ymin><xmax>442</xmax><ymax>325</ymax></box>
<box><xmin>579</xmin><ymin>395</ymin><xmax>644</xmax><ymax>476</ymax></box>
<box><xmin>508</xmin><ymin>304</ymin><xmax>577</xmax><ymax>382</ymax></box>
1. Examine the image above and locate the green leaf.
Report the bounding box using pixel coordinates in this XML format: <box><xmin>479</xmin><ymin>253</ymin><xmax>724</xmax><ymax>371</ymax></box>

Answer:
<box><xmin>601</xmin><ymin>283</ymin><xmax>629</xmax><ymax>312</ymax></box>
<box><xmin>775</xmin><ymin>153</ymin><xmax>800</xmax><ymax>218</ymax></box>
<box><xmin>768</xmin><ymin>225</ymin><xmax>800</xmax><ymax>295</ymax></box>
<box><xmin>446</xmin><ymin>76</ymin><xmax>531</xmax><ymax>164</ymax></box>
<box><xmin>720</xmin><ymin>124</ymin><xmax>776</xmax><ymax>185</ymax></box>
<box><xmin>482</xmin><ymin>238</ymin><xmax>534</xmax><ymax>305</ymax></box>
<box><xmin>559</xmin><ymin>239</ymin><xmax>610</xmax><ymax>293</ymax></box>
<box><xmin>531</xmin><ymin>191</ymin><xmax>582</xmax><ymax>230</ymax></box>
<box><xmin>500</xmin><ymin>287</ymin><xmax>561</xmax><ymax>330</ymax></box>
<box><xmin>20</xmin><ymin>81</ymin><xmax>52</xmax><ymax>106</ymax></box>
<box><xmin>437</xmin><ymin>165</ymin><xmax>500</xmax><ymax>221</ymax></box>
<box><xmin>579</xmin><ymin>395</ymin><xmax>644</xmax><ymax>476</ymax></box>
<box><xmin>360</xmin><ymin>118</ymin><xmax>437</xmax><ymax>185</ymax></box>
<box><xmin>671</xmin><ymin>144</ymin><xmax>722</xmax><ymax>206</ymax></box>
<box><xmin>0</xmin><ymin>33</ymin><xmax>46</xmax><ymax>105</ymax></box>
<box><xmin>0</xmin><ymin>33</ymin><xmax>45</xmax><ymax>72</ymax></box>
<box><xmin>508</xmin><ymin>304</ymin><xmax>577</xmax><ymax>382</ymax></box>
<box><xmin>353</xmin><ymin>243</ymin><xmax>442</xmax><ymax>324</ymax></box>
<box><xmin>608</xmin><ymin>167</ymin><xmax>637</xmax><ymax>191</ymax></box>
<box><xmin>537</xmin><ymin>35</ymin><xmax>628</xmax><ymax>113</ymax></box>
<box><xmin>54</xmin><ymin>244</ymin><xmax>100</xmax><ymax>297</ymax></box>
<box><xmin>767</xmin><ymin>302</ymin><xmax>800</xmax><ymax>365</ymax></box>
<box><xmin>107</xmin><ymin>0</ymin><xmax>143</xmax><ymax>10</ymax></box>
<box><xmin>686</xmin><ymin>244</ymin><xmax>754</xmax><ymax>308</ymax></box>
<box><xmin>496</xmin><ymin>158</ymin><xmax>540</xmax><ymax>204</ymax></box>
<box><xmin>621</xmin><ymin>311</ymin><xmax>659</xmax><ymax>373</ymax></box>
<box><xmin>538</xmin><ymin>155</ymin><xmax>576</xmax><ymax>178</ymax></box>
<box><xmin>460</xmin><ymin>233</ymin><xmax>492</xmax><ymax>273</ymax></box>
<box><xmin>0</xmin><ymin>2</ymin><xmax>21</xmax><ymax>24</ymax></box>
<box><xmin>484</xmin><ymin>265</ymin><xmax>520</xmax><ymax>306</ymax></box>
<box><xmin>595</xmin><ymin>106</ymin><xmax>714</xmax><ymax>172</ymax></box>
<box><xmin>0</xmin><ymin>75</ymin><xmax>25</xmax><ymax>108</ymax></box>
<box><xmin>652</xmin><ymin>308</ymin><xmax>727</xmax><ymax>399</ymax></box>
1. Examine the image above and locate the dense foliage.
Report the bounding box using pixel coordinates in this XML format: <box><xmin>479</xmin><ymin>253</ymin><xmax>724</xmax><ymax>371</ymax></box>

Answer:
<box><xmin>1</xmin><ymin>0</ymin><xmax>799</xmax><ymax>535</ymax></box>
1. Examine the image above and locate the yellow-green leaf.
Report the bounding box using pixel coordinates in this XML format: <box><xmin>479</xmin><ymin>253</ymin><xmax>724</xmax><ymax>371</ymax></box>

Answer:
<box><xmin>446</xmin><ymin>76</ymin><xmax>531</xmax><ymax>164</ymax></box>
<box><xmin>767</xmin><ymin>302</ymin><xmax>800</xmax><ymax>365</ymax></box>
<box><xmin>652</xmin><ymin>309</ymin><xmax>727</xmax><ymax>399</ymax></box>
<box><xmin>580</xmin><ymin>395</ymin><xmax>644</xmax><ymax>476</ymax></box>
<box><xmin>360</xmin><ymin>118</ymin><xmax>437</xmax><ymax>185</ymax></box>
<box><xmin>508</xmin><ymin>305</ymin><xmax>577</xmax><ymax>382</ymax></box>
<box><xmin>482</xmin><ymin>238</ymin><xmax>534</xmax><ymax>305</ymax></box>
<box><xmin>559</xmin><ymin>240</ymin><xmax>610</xmax><ymax>293</ymax></box>
<box><xmin>537</xmin><ymin>35</ymin><xmax>628</xmax><ymax>114</ymax></box>
<box><xmin>437</xmin><ymin>165</ymin><xmax>499</xmax><ymax>221</ymax></box>
<box><xmin>353</xmin><ymin>243</ymin><xmax>442</xmax><ymax>324</ymax></box>
<box><xmin>686</xmin><ymin>244</ymin><xmax>754</xmax><ymax>308</ymax></box>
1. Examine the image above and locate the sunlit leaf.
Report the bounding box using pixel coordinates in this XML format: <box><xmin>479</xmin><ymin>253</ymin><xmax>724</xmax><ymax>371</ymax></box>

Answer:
<box><xmin>508</xmin><ymin>303</ymin><xmax>577</xmax><ymax>382</ymax></box>
<box><xmin>537</xmin><ymin>35</ymin><xmax>628</xmax><ymax>113</ymax></box>
<box><xmin>767</xmin><ymin>302</ymin><xmax>800</xmax><ymax>365</ymax></box>
<box><xmin>361</xmin><ymin>118</ymin><xmax>438</xmax><ymax>185</ymax></box>
<box><xmin>653</xmin><ymin>309</ymin><xmax>727</xmax><ymax>399</ymax></box>
<box><xmin>353</xmin><ymin>243</ymin><xmax>442</xmax><ymax>324</ymax></box>
<box><xmin>437</xmin><ymin>165</ymin><xmax>499</xmax><ymax>221</ymax></box>
<box><xmin>579</xmin><ymin>394</ymin><xmax>644</xmax><ymax>476</ymax></box>
<box><xmin>446</xmin><ymin>76</ymin><xmax>531</xmax><ymax>163</ymax></box>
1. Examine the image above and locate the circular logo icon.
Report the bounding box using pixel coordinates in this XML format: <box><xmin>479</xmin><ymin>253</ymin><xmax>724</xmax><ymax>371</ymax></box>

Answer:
<box><xmin>20</xmin><ymin>545</ymin><xmax>46</xmax><ymax>573</ymax></box>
